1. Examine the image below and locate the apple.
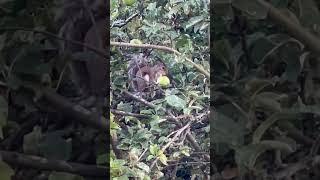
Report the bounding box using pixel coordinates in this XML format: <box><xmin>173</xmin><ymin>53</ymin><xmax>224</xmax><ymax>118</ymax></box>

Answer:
<box><xmin>157</xmin><ymin>76</ymin><xmax>170</xmax><ymax>88</ymax></box>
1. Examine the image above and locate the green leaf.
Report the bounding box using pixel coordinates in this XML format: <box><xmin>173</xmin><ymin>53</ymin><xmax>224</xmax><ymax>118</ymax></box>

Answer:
<box><xmin>23</xmin><ymin>126</ymin><xmax>42</xmax><ymax>154</ymax></box>
<box><xmin>184</xmin><ymin>15</ymin><xmax>204</xmax><ymax>30</ymax></box>
<box><xmin>250</xmin><ymin>37</ymin><xmax>275</xmax><ymax>64</ymax></box>
<box><xmin>110</xmin><ymin>113</ymin><xmax>120</xmax><ymax>131</ymax></box>
<box><xmin>212</xmin><ymin>111</ymin><xmax>246</xmax><ymax>147</ymax></box>
<box><xmin>236</xmin><ymin>140</ymin><xmax>294</xmax><ymax>173</ymax></box>
<box><xmin>149</xmin><ymin>144</ymin><xmax>159</xmax><ymax>155</ymax></box>
<box><xmin>245</xmin><ymin>78</ymin><xmax>276</xmax><ymax>95</ymax></box>
<box><xmin>12</xmin><ymin>44</ymin><xmax>52</xmax><ymax>77</ymax></box>
<box><xmin>252</xmin><ymin>112</ymin><xmax>296</xmax><ymax>144</ymax></box>
<box><xmin>175</xmin><ymin>34</ymin><xmax>192</xmax><ymax>50</ymax></box>
<box><xmin>259</xmin><ymin>140</ymin><xmax>294</xmax><ymax>153</ymax></box>
<box><xmin>158</xmin><ymin>151</ymin><xmax>168</xmax><ymax>165</ymax></box>
<box><xmin>253</xmin><ymin>106</ymin><xmax>320</xmax><ymax>143</ymax></box>
<box><xmin>147</xmin><ymin>155</ymin><xmax>154</xmax><ymax>161</ymax></box>
<box><xmin>117</xmin><ymin>102</ymin><xmax>133</xmax><ymax>113</ymax></box>
<box><xmin>253</xmin><ymin>92</ymin><xmax>284</xmax><ymax>112</ymax></box>
<box><xmin>39</xmin><ymin>131</ymin><xmax>72</xmax><ymax>160</ymax></box>
<box><xmin>96</xmin><ymin>153</ymin><xmax>108</xmax><ymax>165</ymax></box>
<box><xmin>136</xmin><ymin>162</ymin><xmax>150</xmax><ymax>173</ymax></box>
<box><xmin>213</xmin><ymin>39</ymin><xmax>231</xmax><ymax>69</ymax></box>
<box><xmin>235</xmin><ymin>144</ymin><xmax>266</xmax><ymax>173</ymax></box>
<box><xmin>165</xmin><ymin>95</ymin><xmax>186</xmax><ymax>110</ymax></box>
<box><xmin>0</xmin><ymin>160</ymin><xmax>14</xmax><ymax>180</ymax></box>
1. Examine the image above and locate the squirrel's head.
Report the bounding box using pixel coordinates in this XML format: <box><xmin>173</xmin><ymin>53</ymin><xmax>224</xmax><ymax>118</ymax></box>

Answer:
<box><xmin>153</xmin><ymin>61</ymin><xmax>167</xmax><ymax>80</ymax></box>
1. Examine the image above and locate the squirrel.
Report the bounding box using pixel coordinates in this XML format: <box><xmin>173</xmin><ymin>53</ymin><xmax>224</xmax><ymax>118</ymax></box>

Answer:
<box><xmin>128</xmin><ymin>54</ymin><xmax>168</xmax><ymax>92</ymax></box>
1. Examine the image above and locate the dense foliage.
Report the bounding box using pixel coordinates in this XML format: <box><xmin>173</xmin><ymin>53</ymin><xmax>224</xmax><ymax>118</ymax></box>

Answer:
<box><xmin>111</xmin><ymin>0</ymin><xmax>210</xmax><ymax>179</ymax></box>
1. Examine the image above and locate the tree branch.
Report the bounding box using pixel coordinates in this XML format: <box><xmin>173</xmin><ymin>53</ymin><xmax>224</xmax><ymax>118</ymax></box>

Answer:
<box><xmin>0</xmin><ymin>27</ymin><xmax>108</xmax><ymax>59</ymax></box>
<box><xmin>1</xmin><ymin>150</ymin><xmax>108</xmax><ymax>177</ymax></box>
<box><xmin>111</xmin><ymin>41</ymin><xmax>210</xmax><ymax>79</ymax></box>
<box><xmin>255</xmin><ymin>0</ymin><xmax>320</xmax><ymax>55</ymax></box>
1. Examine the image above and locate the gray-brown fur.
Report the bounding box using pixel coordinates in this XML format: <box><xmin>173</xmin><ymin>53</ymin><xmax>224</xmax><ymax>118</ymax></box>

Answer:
<box><xmin>128</xmin><ymin>55</ymin><xmax>167</xmax><ymax>92</ymax></box>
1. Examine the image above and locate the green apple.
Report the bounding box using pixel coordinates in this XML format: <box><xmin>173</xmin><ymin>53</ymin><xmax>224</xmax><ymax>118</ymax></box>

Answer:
<box><xmin>123</xmin><ymin>0</ymin><xmax>136</xmax><ymax>6</ymax></box>
<box><xmin>157</xmin><ymin>76</ymin><xmax>170</xmax><ymax>88</ymax></box>
<box><xmin>130</xmin><ymin>39</ymin><xmax>142</xmax><ymax>44</ymax></box>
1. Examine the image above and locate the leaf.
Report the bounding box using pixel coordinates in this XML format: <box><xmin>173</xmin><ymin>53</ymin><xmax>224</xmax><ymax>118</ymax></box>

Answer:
<box><xmin>117</xmin><ymin>102</ymin><xmax>133</xmax><ymax>113</ymax></box>
<box><xmin>236</xmin><ymin>140</ymin><xmax>294</xmax><ymax>173</ymax></box>
<box><xmin>180</xmin><ymin>147</ymin><xmax>190</xmax><ymax>156</ymax></box>
<box><xmin>149</xmin><ymin>144</ymin><xmax>159</xmax><ymax>155</ymax></box>
<box><xmin>136</xmin><ymin>162</ymin><xmax>150</xmax><ymax>173</ymax></box>
<box><xmin>175</xmin><ymin>34</ymin><xmax>191</xmax><ymax>50</ymax></box>
<box><xmin>299</xmin><ymin>52</ymin><xmax>310</xmax><ymax>71</ymax></box>
<box><xmin>39</xmin><ymin>131</ymin><xmax>72</xmax><ymax>160</ymax></box>
<box><xmin>250</xmin><ymin>37</ymin><xmax>275</xmax><ymax>64</ymax></box>
<box><xmin>158</xmin><ymin>152</ymin><xmax>168</xmax><ymax>165</ymax></box>
<box><xmin>165</xmin><ymin>95</ymin><xmax>186</xmax><ymax>110</ymax></box>
<box><xmin>147</xmin><ymin>155</ymin><xmax>154</xmax><ymax>161</ymax></box>
<box><xmin>245</xmin><ymin>78</ymin><xmax>276</xmax><ymax>95</ymax></box>
<box><xmin>12</xmin><ymin>44</ymin><xmax>52</xmax><ymax>77</ymax></box>
<box><xmin>252</xmin><ymin>112</ymin><xmax>296</xmax><ymax>144</ymax></box>
<box><xmin>235</xmin><ymin>144</ymin><xmax>265</xmax><ymax>173</ymax></box>
<box><xmin>212</xmin><ymin>111</ymin><xmax>246</xmax><ymax>147</ymax></box>
<box><xmin>0</xmin><ymin>160</ymin><xmax>14</xmax><ymax>180</ymax></box>
<box><xmin>213</xmin><ymin>39</ymin><xmax>231</xmax><ymax>69</ymax></box>
<box><xmin>253</xmin><ymin>92</ymin><xmax>286</xmax><ymax>112</ymax></box>
<box><xmin>110</xmin><ymin>112</ymin><xmax>120</xmax><ymax>132</ymax></box>
<box><xmin>96</xmin><ymin>153</ymin><xmax>108</xmax><ymax>165</ymax></box>
<box><xmin>259</xmin><ymin>140</ymin><xmax>294</xmax><ymax>153</ymax></box>
<box><xmin>23</xmin><ymin>126</ymin><xmax>42</xmax><ymax>154</ymax></box>
<box><xmin>184</xmin><ymin>15</ymin><xmax>204</xmax><ymax>30</ymax></box>
<box><xmin>253</xmin><ymin>106</ymin><xmax>320</xmax><ymax>143</ymax></box>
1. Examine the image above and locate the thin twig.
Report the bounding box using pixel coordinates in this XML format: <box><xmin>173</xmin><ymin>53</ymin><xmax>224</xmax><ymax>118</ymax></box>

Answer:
<box><xmin>111</xmin><ymin>13</ymin><xmax>139</xmax><ymax>28</ymax></box>
<box><xmin>111</xmin><ymin>109</ymin><xmax>150</xmax><ymax>119</ymax></box>
<box><xmin>122</xmin><ymin>90</ymin><xmax>210</xmax><ymax>162</ymax></box>
<box><xmin>150</xmin><ymin>122</ymin><xmax>192</xmax><ymax>170</ymax></box>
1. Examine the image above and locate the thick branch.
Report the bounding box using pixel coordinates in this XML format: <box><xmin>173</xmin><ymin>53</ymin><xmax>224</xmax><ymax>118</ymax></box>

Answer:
<box><xmin>41</xmin><ymin>88</ymin><xmax>108</xmax><ymax>132</ymax></box>
<box><xmin>255</xmin><ymin>0</ymin><xmax>320</xmax><ymax>55</ymax></box>
<box><xmin>22</xmin><ymin>83</ymin><xmax>108</xmax><ymax>133</ymax></box>
<box><xmin>1</xmin><ymin>150</ymin><xmax>108</xmax><ymax>177</ymax></box>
